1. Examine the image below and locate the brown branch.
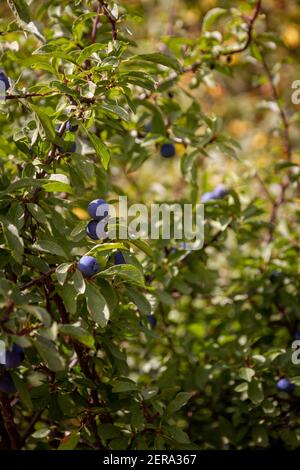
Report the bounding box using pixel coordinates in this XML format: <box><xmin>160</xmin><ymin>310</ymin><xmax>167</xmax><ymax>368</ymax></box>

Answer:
<box><xmin>262</xmin><ymin>57</ymin><xmax>292</xmax><ymax>162</ymax></box>
<box><xmin>139</xmin><ymin>1</ymin><xmax>262</xmax><ymax>101</ymax></box>
<box><xmin>19</xmin><ymin>268</ymin><xmax>56</xmax><ymax>291</ymax></box>
<box><xmin>5</xmin><ymin>91</ymin><xmax>58</xmax><ymax>100</ymax></box>
<box><xmin>261</xmin><ymin>58</ymin><xmax>293</xmax><ymax>242</ymax></box>
<box><xmin>0</xmin><ymin>392</ymin><xmax>21</xmax><ymax>450</ymax></box>
<box><xmin>222</xmin><ymin>0</ymin><xmax>262</xmax><ymax>55</ymax></box>
<box><xmin>91</xmin><ymin>4</ymin><xmax>101</xmax><ymax>43</ymax></box>
<box><xmin>99</xmin><ymin>0</ymin><xmax>117</xmax><ymax>40</ymax></box>
<box><xmin>21</xmin><ymin>409</ymin><xmax>44</xmax><ymax>447</ymax></box>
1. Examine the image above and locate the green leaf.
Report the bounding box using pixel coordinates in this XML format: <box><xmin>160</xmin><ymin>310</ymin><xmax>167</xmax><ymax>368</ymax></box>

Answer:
<box><xmin>97</xmin><ymin>264</ymin><xmax>145</xmax><ymax>286</ymax></box>
<box><xmin>165</xmin><ymin>392</ymin><xmax>193</xmax><ymax>417</ymax></box>
<box><xmin>11</xmin><ymin>371</ymin><xmax>33</xmax><ymax>410</ymax></box>
<box><xmin>112</xmin><ymin>380</ymin><xmax>138</xmax><ymax>393</ymax></box>
<box><xmin>60</xmin><ymin>283</ymin><xmax>78</xmax><ymax>314</ymax></box>
<box><xmin>7</xmin><ymin>0</ymin><xmax>31</xmax><ymax>23</ymax></box>
<box><xmin>88</xmin><ymin>132</ymin><xmax>111</xmax><ymax>170</ymax></box>
<box><xmin>125</xmin><ymin>286</ymin><xmax>151</xmax><ymax>315</ymax></box>
<box><xmin>22</xmin><ymin>305</ymin><xmax>51</xmax><ymax>326</ymax></box>
<box><xmin>26</xmin><ymin>203</ymin><xmax>47</xmax><ymax>225</ymax></box>
<box><xmin>59</xmin><ymin>324</ymin><xmax>95</xmax><ymax>349</ymax></box>
<box><xmin>132</xmin><ymin>53</ymin><xmax>181</xmax><ymax>72</ymax></box>
<box><xmin>101</xmin><ymin>103</ymin><xmax>130</xmax><ymax>122</ymax></box>
<box><xmin>34</xmin><ymin>335</ymin><xmax>65</xmax><ymax>372</ymax></box>
<box><xmin>239</xmin><ymin>367</ymin><xmax>255</xmax><ymax>383</ymax></box>
<box><xmin>33</xmin><ymin>240</ymin><xmax>67</xmax><ymax>259</ymax></box>
<box><xmin>77</xmin><ymin>43</ymin><xmax>107</xmax><ymax>64</ymax></box>
<box><xmin>72</xmin><ymin>270</ymin><xmax>86</xmax><ymax>294</ymax></box>
<box><xmin>32</xmin><ymin>428</ymin><xmax>50</xmax><ymax>439</ymax></box>
<box><xmin>248</xmin><ymin>380</ymin><xmax>264</xmax><ymax>405</ymax></box>
<box><xmin>2</xmin><ymin>219</ymin><xmax>24</xmax><ymax>264</ymax></box>
<box><xmin>165</xmin><ymin>426</ymin><xmax>191</xmax><ymax>444</ymax></box>
<box><xmin>129</xmin><ymin>239</ymin><xmax>154</xmax><ymax>258</ymax></box>
<box><xmin>56</xmin><ymin>263</ymin><xmax>73</xmax><ymax>286</ymax></box>
<box><xmin>85</xmin><ymin>283</ymin><xmax>110</xmax><ymax>327</ymax></box>
<box><xmin>58</xmin><ymin>432</ymin><xmax>80</xmax><ymax>450</ymax></box>
<box><xmin>29</xmin><ymin>104</ymin><xmax>56</xmax><ymax>142</ymax></box>
<box><xmin>202</xmin><ymin>8</ymin><xmax>227</xmax><ymax>31</ymax></box>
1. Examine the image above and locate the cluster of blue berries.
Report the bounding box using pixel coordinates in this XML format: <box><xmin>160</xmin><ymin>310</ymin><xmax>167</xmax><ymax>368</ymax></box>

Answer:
<box><xmin>0</xmin><ymin>344</ymin><xmax>24</xmax><ymax>394</ymax></box>
<box><xmin>77</xmin><ymin>199</ymin><xmax>126</xmax><ymax>277</ymax></box>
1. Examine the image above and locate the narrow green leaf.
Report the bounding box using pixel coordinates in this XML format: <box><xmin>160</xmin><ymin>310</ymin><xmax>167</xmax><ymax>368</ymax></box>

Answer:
<box><xmin>85</xmin><ymin>283</ymin><xmax>110</xmax><ymax>327</ymax></box>
<box><xmin>88</xmin><ymin>132</ymin><xmax>110</xmax><ymax>170</ymax></box>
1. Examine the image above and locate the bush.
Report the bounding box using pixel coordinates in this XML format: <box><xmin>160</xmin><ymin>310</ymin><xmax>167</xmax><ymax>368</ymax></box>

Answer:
<box><xmin>0</xmin><ymin>0</ymin><xmax>300</xmax><ymax>450</ymax></box>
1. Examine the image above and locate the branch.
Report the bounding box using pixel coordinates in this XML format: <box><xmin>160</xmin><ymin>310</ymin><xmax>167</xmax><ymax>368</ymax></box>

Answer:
<box><xmin>0</xmin><ymin>392</ymin><xmax>21</xmax><ymax>450</ymax></box>
<box><xmin>261</xmin><ymin>57</ymin><xmax>293</xmax><ymax>242</ymax></box>
<box><xmin>222</xmin><ymin>0</ymin><xmax>262</xmax><ymax>56</ymax></box>
<box><xmin>262</xmin><ymin>57</ymin><xmax>292</xmax><ymax>162</ymax></box>
<box><xmin>99</xmin><ymin>0</ymin><xmax>117</xmax><ymax>40</ymax></box>
<box><xmin>19</xmin><ymin>268</ymin><xmax>56</xmax><ymax>291</ymax></box>
<box><xmin>91</xmin><ymin>4</ymin><xmax>101</xmax><ymax>43</ymax></box>
<box><xmin>139</xmin><ymin>1</ymin><xmax>262</xmax><ymax>101</ymax></box>
<box><xmin>21</xmin><ymin>409</ymin><xmax>44</xmax><ymax>447</ymax></box>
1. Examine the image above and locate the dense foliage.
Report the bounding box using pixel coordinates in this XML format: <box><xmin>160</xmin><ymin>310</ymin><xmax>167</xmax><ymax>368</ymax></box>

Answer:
<box><xmin>0</xmin><ymin>0</ymin><xmax>300</xmax><ymax>450</ymax></box>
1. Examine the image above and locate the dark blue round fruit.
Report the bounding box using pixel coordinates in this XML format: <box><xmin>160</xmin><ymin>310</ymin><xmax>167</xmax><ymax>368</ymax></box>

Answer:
<box><xmin>78</xmin><ymin>255</ymin><xmax>100</xmax><ymax>277</ymax></box>
<box><xmin>86</xmin><ymin>220</ymin><xmax>108</xmax><ymax>240</ymax></box>
<box><xmin>201</xmin><ymin>191</ymin><xmax>214</xmax><ymax>203</ymax></box>
<box><xmin>114</xmin><ymin>251</ymin><xmax>126</xmax><ymax>265</ymax></box>
<box><xmin>276</xmin><ymin>378</ymin><xmax>294</xmax><ymax>393</ymax></box>
<box><xmin>66</xmin><ymin>121</ymin><xmax>79</xmax><ymax>132</ymax></box>
<box><xmin>0</xmin><ymin>70</ymin><xmax>10</xmax><ymax>92</ymax></box>
<box><xmin>88</xmin><ymin>199</ymin><xmax>109</xmax><ymax>221</ymax></box>
<box><xmin>160</xmin><ymin>143</ymin><xmax>176</xmax><ymax>158</ymax></box>
<box><xmin>201</xmin><ymin>186</ymin><xmax>228</xmax><ymax>202</ymax></box>
<box><xmin>86</xmin><ymin>220</ymin><xmax>99</xmax><ymax>240</ymax></box>
<box><xmin>147</xmin><ymin>315</ymin><xmax>157</xmax><ymax>329</ymax></box>
<box><xmin>212</xmin><ymin>185</ymin><xmax>228</xmax><ymax>199</ymax></box>
<box><xmin>5</xmin><ymin>344</ymin><xmax>24</xmax><ymax>368</ymax></box>
<box><xmin>0</xmin><ymin>372</ymin><xmax>16</xmax><ymax>394</ymax></box>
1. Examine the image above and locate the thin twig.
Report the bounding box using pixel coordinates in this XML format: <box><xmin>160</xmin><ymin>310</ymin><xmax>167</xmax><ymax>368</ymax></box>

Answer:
<box><xmin>19</xmin><ymin>268</ymin><xmax>56</xmax><ymax>291</ymax></box>
<box><xmin>99</xmin><ymin>0</ymin><xmax>117</xmax><ymax>40</ymax></box>
<box><xmin>222</xmin><ymin>0</ymin><xmax>262</xmax><ymax>55</ymax></box>
<box><xmin>0</xmin><ymin>392</ymin><xmax>21</xmax><ymax>450</ymax></box>
<box><xmin>261</xmin><ymin>57</ymin><xmax>293</xmax><ymax>242</ymax></box>
<box><xmin>91</xmin><ymin>4</ymin><xmax>101</xmax><ymax>43</ymax></box>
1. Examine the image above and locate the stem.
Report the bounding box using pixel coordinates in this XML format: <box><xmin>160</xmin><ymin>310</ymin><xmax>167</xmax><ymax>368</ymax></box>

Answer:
<box><xmin>261</xmin><ymin>57</ymin><xmax>293</xmax><ymax>242</ymax></box>
<box><xmin>19</xmin><ymin>268</ymin><xmax>56</xmax><ymax>291</ymax></box>
<box><xmin>99</xmin><ymin>0</ymin><xmax>117</xmax><ymax>40</ymax></box>
<box><xmin>0</xmin><ymin>392</ymin><xmax>21</xmax><ymax>450</ymax></box>
<box><xmin>91</xmin><ymin>4</ymin><xmax>101</xmax><ymax>43</ymax></box>
<box><xmin>222</xmin><ymin>0</ymin><xmax>262</xmax><ymax>55</ymax></box>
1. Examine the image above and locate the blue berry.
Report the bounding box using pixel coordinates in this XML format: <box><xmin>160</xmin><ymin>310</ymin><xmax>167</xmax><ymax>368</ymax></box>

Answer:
<box><xmin>0</xmin><ymin>372</ymin><xmax>16</xmax><ymax>394</ymax></box>
<box><xmin>147</xmin><ymin>315</ymin><xmax>157</xmax><ymax>329</ymax></box>
<box><xmin>86</xmin><ymin>220</ymin><xmax>108</xmax><ymax>240</ymax></box>
<box><xmin>78</xmin><ymin>256</ymin><xmax>100</xmax><ymax>277</ymax></box>
<box><xmin>114</xmin><ymin>251</ymin><xmax>126</xmax><ymax>265</ymax></box>
<box><xmin>0</xmin><ymin>70</ymin><xmax>10</xmax><ymax>92</ymax></box>
<box><xmin>276</xmin><ymin>378</ymin><xmax>294</xmax><ymax>393</ymax></box>
<box><xmin>5</xmin><ymin>344</ymin><xmax>24</xmax><ymax>368</ymax></box>
<box><xmin>88</xmin><ymin>199</ymin><xmax>109</xmax><ymax>221</ymax></box>
<box><xmin>160</xmin><ymin>143</ymin><xmax>176</xmax><ymax>158</ymax></box>
<box><xmin>66</xmin><ymin>121</ymin><xmax>79</xmax><ymax>132</ymax></box>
